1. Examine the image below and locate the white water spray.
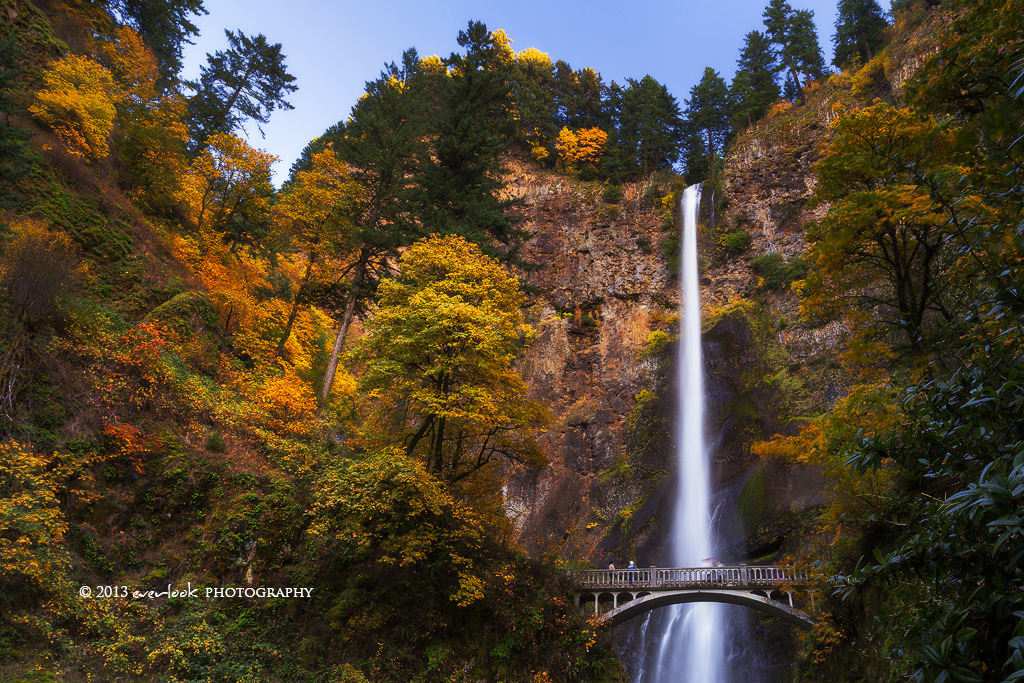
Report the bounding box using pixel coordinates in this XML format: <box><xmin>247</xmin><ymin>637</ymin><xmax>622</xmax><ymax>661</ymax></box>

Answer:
<box><xmin>641</xmin><ymin>183</ymin><xmax>726</xmax><ymax>682</ymax></box>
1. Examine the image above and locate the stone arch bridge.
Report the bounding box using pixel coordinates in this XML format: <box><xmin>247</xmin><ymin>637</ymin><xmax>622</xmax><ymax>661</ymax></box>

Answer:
<box><xmin>569</xmin><ymin>565</ymin><xmax>814</xmax><ymax>628</ymax></box>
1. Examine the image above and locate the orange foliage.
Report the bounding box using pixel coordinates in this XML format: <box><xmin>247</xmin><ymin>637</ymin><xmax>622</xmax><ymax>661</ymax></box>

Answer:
<box><xmin>102</xmin><ymin>423</ymin><xmax>161</xmax><ymax>474</ymax></box>
<box><xmin>178</xmin><ymin>132</ymin><xmax>277</xmax><ymax>241</ymax></box>
<box><xmin>554</xmin><ymin>126</ymin><xmax>607</xmax><ymax>171</ymax></box>
<box><xmin>98</xmin><ymin>26</ymin><xmax>190</xmax><ymax>209</ymax></box>
<box><xmin>99</xmin><ymin>26</ymin><xmax>160</xmax><ymax>110</ymax></box>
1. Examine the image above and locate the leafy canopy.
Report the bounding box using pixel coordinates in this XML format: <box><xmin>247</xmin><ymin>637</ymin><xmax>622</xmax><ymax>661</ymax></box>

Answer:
<box><xmin>353</xmin><ymin>235</ymin><xmax>545</xmax><ymax>486</ymax></box>
<box><xmin>30</xmin><ymin>54</ymin><xmax>117</xmax><ymax>161</ymax></box>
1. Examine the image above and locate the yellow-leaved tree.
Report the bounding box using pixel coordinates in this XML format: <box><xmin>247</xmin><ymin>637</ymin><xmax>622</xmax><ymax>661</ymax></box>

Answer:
<box><xmin>352</xmin><ymin>235</ymin><xmax>546</xmax><ymax>487</ymax></box>
<box><xmin>273</xmin><ymin>145</ymin><xmax>363</xmax><ymax>357</ymax></box>
<box><xmin>178</xmin><ymin>131</ymin><xmax>278</xmax><ymax>254</ymax></box>
<box><xmin>307</xmin><ymin>448</ymin><xmax>489</xmax><ymax>607</ymax></box>
<box><xmin>98</xmin><ymin>26</ymin><xmax>190</xmax><ymax>211</ymax></box>
<box><xmin>802</xmin><ymin>103</ymin><xmax>967</xmax><ymax>364</ymax></box>
<box><xmin>30</xmin><ymin>54</ymin><xmax>117</xmax><ymax>161</ymax></box>
<box><xmin>555</xmin><ymin>126</ymin><xmax>607</xmax><ymax>173</ymax></box>
<box><xmin>0</xmin><ymin>441</ymin><xmax>69</xmax><ymax>594</ymax></box>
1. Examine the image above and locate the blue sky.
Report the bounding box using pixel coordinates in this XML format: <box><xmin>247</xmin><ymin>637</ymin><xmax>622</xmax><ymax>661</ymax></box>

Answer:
<box><xmin>181</xmin><ymin>0</ymin><xmax>840</xmax><ymax>184</ymax></box>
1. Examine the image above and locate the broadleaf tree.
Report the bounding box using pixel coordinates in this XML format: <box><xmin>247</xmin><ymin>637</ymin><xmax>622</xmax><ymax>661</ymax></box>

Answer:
<box><xmin>273</xmin><ymin>145</ymin><xmax>362</xmax><ymax>358</ymax></box>
<box><xmin>352</xmin><ymin>235</ymin><xmax>545</xmax><ymax>486</ymax></box>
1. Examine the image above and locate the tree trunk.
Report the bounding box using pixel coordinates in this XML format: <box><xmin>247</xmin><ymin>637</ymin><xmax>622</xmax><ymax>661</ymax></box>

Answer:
<box><xmin>275</xmin><ymin>252</ymin><xmax>315</xmax><ymax>358</ymax></box>
<box><xmin>785</xmin><ymin>53</ymin><xmax>805</xmax><ymax>103</ymax></box>
<box><xmin>320</xmin><ymin>251</ymin><xmax>369</xmax><ymax>401</ymax></box>
<box><xmin>791</xmin><ymin>67</ymin><xmax>804</xmax><ymax>103</ymax></box>
<box><xmin>707</xmin><ymin>136</ymin><xmax>716</xmax><ymax>233</ymax></box>
<box><xmin>861</xmin><ymin>30</ymin><xmax>873</xmax><ymax>62</ymax></box>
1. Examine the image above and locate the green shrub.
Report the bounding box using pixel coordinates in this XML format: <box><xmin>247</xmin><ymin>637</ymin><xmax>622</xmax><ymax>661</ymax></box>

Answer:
<box><xmin>205</xmin><ymin>430</ymin><xmax>226</xmax><ymax>453</ymax></box>
<box><xmin>643</xmin><ymin>181</ymin><xmax>664</xmax><ymax>200</ymax></box>
<box><xmin>750</xmin><ymin>252</ymin><xmax>811</xmax><ymax>290</ymax></box>
<box><xmin>723</xmin><ymin>230</ymin><xmax>752</xmax><ymax>254</ymax></box>
<box><xmin>662</xmin><ymin>233</ymin><xmax>680</xmax><ymax>274</ymax></box>
<box><xmin>602</xmin><ymin>184</ymin><xmax>622</xmax><ymax>204</ymax></box>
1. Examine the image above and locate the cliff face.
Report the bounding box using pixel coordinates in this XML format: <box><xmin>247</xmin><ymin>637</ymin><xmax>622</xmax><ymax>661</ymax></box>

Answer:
<box><xmin>500</xmin><ymin>159</ymin><xmax>679</xmax><ymax>563</ymax></box>
<box><xmin>504</xmin><ymin>89</ymin><xmax>848</xmax><ymax>567</ymax></box>
<box><xmin>502</xmin><ymin>10</ymin><xmax>946</xmax><ymax>569</ymax></box>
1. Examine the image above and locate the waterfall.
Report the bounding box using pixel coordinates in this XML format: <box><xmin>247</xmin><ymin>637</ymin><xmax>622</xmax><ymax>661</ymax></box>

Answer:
<box><xmin>634</xmin><ymin>183</ymin><xmax>727</xmax><ymax>682</ymax></box>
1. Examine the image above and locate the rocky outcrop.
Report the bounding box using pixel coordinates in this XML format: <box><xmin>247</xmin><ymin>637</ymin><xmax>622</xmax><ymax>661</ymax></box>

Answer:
<box><xmin>501</xmin><ymin>159</ymin><xmax>677</xmax><ymax>563</ymax></box>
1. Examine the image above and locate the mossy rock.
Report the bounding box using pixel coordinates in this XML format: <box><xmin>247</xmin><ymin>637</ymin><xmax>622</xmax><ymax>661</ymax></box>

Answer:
<box><xmin>144</xmin><ymin>291</ymin><xmax>217</xmax><ymax>337</ymax></box>
<box><xmin>735</xmin><ymin>466</ymin><xmax>769</xmax><ymax>534</ymax></box>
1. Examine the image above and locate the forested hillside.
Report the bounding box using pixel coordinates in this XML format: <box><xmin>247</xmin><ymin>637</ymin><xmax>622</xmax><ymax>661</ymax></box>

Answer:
<box><xmin>711</xmin><ymin>1</ymin><xmax>1024</xmax><ymax>680</ymax></box>
<box><xmin>1</xmin><ymin>0</ymin><xmax>1023</xmax><ymax>681</ymax></box>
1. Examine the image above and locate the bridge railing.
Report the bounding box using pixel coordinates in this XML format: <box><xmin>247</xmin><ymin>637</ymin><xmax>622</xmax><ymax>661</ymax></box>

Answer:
<box><xmin>568</xmin><ymin>565</ymin><xmax>810</xmax><ymax>590</ymax></box>
<box><xmin>569</xmin><ymin>568</ymin><xmax>653</xmax><ymax>589</ymax></box>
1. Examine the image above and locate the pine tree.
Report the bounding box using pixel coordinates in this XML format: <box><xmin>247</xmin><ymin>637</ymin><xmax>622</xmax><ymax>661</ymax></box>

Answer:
<box><xmin>418</xmin><ymin>21</ymin><xmax>518</xmax><ymax>251</ymax></box>
<box><xmin>508</xmin><ymin>47</ymin><xmax>558</xmax><ymax>153</ymax></box>
<box><xmin>763</xmin><ymin>0</ymin><xmax>828</xmax><ymax>102</ymax></box>
<box><xmin>833</xmin><ymin>0</ymin><xmax>888</xmax><ymax>68</ymax></box>
<box><xmin>683</xmin><ymin>67</ymin><xmax>731</xmax><ymax>193</ymax></box>
<box><xmin>553</xmin><ymin>61</ymin><xmax>605</xmax><ymax>130</ymax></box>
<box><xmin>730</xmin><ymin>30</ymin><xmax>781</xmax><ymax>129</ymax></box>
<box><xmin>320</xmin><ymin>50</ymin><xmax>431</xmax><ymax>400</ymax></box>
<box><xmin>187</xmin><ymin>29</ymin><xmax>297</xmax><ymax>150</ymax></box>
<box><xmin>617</xmin><ymin>75</ymin><xmax>685</xmax><ymax>172</ymax></box>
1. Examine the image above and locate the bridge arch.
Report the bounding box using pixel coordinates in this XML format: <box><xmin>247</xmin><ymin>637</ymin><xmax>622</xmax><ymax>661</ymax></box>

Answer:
<box><xmin>602</xmin><ymin>589</ymin><xmax>813</xmax><ymax>629</ymax></box>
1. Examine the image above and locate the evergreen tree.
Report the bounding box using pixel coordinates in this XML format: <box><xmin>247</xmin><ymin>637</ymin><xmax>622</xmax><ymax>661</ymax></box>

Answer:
<box><xmin>418</xmin><ymin>21</ymin><xmax>518</xmax><ymax>251</ymax></box>
<box><xmin>320</xmin><ymin>50</ymin><xmax>432</xmax><ymax>400</ymax></box>
<box><xmin>105</xmin><ymin>0</ymin><xmax>207</xmax><ymax>86</ymax></box>
<box><xmin>284</xmin><ymin>121</ymin><xmax>345</xmax><ymax>190</ymax></box>
<box><xmin>833</xmin><ymin>0</ymin><xmax>888</xmax><ymax>68</ymax></box>
<box><xmin>730</xmin><ymin>30</ymin><xmax>781</xmax><ymax>129</ymax></box>
<box><xmin>552</xmin><ymin>61</ymin><xmax>605</xmax><ymax>130</ymax></box>
<box><xmin>187</xmin><ymin>29</ymin><xmax>298</xmax><ymax>150</ymax></box>
<box><xmin>683</xmin><ymin>67</ymin><xmax>731</xmax><ymax>194</ymax></box>
<box><xmin>600</xmin><ymin>79</ymin><xmax>624</xmax><ymax>133</ymax></box>
<box><xmin>617</xmin><ymin>75</ymin><xmax>685</xmax><ymax>173</ymax></box>
<box><xmin>596</xmin><ymin>80</ymin><xmax>633</xmax><ymax>182</ymax></box>
<box><xmin>763</xmin><ymin>0</ymin><xmax>828</xmax><ymax>102</ymax></box>
<box><xmin>508</xmin><ymin>48</ymin><xmax>558</xmax><ymax>153</ymax></box>
<box><xmin>0</xmin><ymin>34</ymin><xmax>36</xmax><ymax>209</ymax></box>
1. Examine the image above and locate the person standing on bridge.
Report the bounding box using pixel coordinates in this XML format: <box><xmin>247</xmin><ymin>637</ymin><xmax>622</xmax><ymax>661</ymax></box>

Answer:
<box><xmin>628</xmin><ymin>560</ymin><xmax>636</xmax><ymax>585</ymax></box>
